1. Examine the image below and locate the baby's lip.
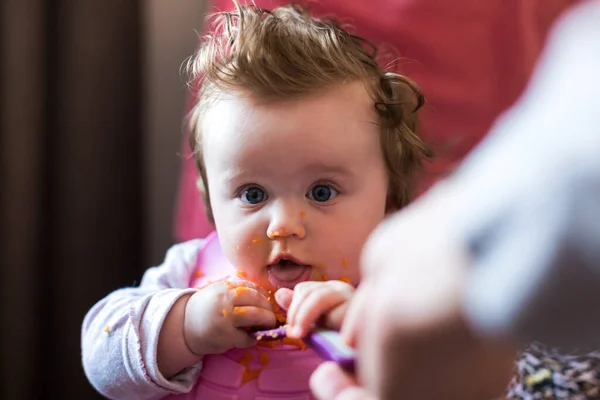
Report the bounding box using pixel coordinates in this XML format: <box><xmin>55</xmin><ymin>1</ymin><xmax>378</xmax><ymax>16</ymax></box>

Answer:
<box><xmin>268</xmin><ymin>253</ymin><xmax>304</xmax><ymax>266</ymax></box>
<box><xmin>267</xmin><ymin>262</ymin><xmax>312</xmax><ymax>289</ymax></box>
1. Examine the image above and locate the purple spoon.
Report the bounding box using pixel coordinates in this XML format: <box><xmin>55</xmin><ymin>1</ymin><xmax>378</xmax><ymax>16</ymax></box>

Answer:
<box><xmin>251</xmin><ymin>326</ymin><xmax>289</xmax><ymax>341</ymax></box>
<box><xmin>251</xmin><ymin>325</ymin><xmax>355</xmax><ymax>372</ymax></box>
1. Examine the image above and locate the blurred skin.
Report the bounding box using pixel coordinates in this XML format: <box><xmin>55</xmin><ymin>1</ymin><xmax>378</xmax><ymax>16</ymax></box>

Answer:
<box><xmin>307</xmin><ymin>183</ymin><xmax>519</xmax><ymax>400</ymax></box>
<box><xmin>157</xmin><ymin>81</ymin><xmax>391</xmax><ymax>378</ymax></box>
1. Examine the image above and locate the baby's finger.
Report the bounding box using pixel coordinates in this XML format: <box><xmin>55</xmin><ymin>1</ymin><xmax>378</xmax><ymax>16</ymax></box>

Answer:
<box><xmin>225</xmin><ymin>279</ymin><xmax>272</xmax><ymax>298</ymax></box>
<box><xmin>288</xmin><ymin>281</ymin><xmax>354</xmax><ymax>327</ymax></box>
<box><xmin>228</xmin><ymin>328</ymin><xmax>258</xmax><ymax>349</ymax></box>
<box><xmin>285</xmin><ymin>281</ymin><xmax>323</xmax><ymax>327</ymax></box>
<box><xmin>288</xmin><ymin>287</ymin><xmax>349</xmax><ymax>338</ymax></box>
<box><xmin>274</xmin><ymin>287</ymin><xmax>294</xmax><ymax>310</ymax></box>
<box><xmin>231</xmin><ymin>306</ymin><xmax>277</xmax><ymax>330</ymax></box>
<box><xmin>230</xmin><ymin>285</ymin><xmax>273</xmax><ymax>311</ymax></box>
<box><xmin>322</xmin><ymin>301</ymin><xmax>349</xmax><ymax>331</ymax></box>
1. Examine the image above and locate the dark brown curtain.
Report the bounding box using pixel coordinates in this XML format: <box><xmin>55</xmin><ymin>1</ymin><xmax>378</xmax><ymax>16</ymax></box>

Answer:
<box><xmin>1</xmin><ymin>1</ymin><xmax>144</xmax><ymax>398</ymax></box>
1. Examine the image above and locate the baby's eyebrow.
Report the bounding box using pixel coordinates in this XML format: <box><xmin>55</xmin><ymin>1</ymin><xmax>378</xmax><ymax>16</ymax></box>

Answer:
<box><xmin>221</xmin><ymin>168</ymin><xmax>247</xmax><ymax>184</ymax></box>
<box><xmin>301</xmin><ymin>163</ymin><xmax>353</xmax><ymax>177</ymax></box>
<box><xmin>220</xmin><ymin>163</ymin><xmax>353</xmax><ymax>187</ymax></box>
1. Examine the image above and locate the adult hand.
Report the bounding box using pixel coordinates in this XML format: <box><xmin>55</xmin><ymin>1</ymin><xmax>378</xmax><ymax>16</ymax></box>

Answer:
<box><xmin>311</xmin><ymin>183</ymin><xmax>518</xmax><ymax>400</ymax></box>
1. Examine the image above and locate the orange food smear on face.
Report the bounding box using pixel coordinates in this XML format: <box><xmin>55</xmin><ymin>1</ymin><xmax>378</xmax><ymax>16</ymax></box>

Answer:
<box><xmin>269</xmin><ymin>229</ymin><xmax>286</xmax><ymax>238</ymax></box>
<box><xmin>339</xmin><ymin>277</ymin><xmax>351</xmax><ymax>284</ymax></box>
<box><xmin>251</xmin><ymin>237</ymin><xmax>264</xmax><ymax>244</ymax></box>
<box><xmin>222</xmin><ymin>309</ymin><xmax>228</xmax><ymax>317</ymax></box>
<box><xmin>236</xmin><ymin>270</ymin><xmax>248</xmax><ymax>278</ymax></box>
<box><xmin>195</xmin><ymin>270</ymin><xmax>204</xmax><ymax>278</ymax></box>
<box><xmin>300</xmin><ymin>211</ymin><xmax>306</xmax><ymax>218</ymax></box>
<box><xmin>316</xmin><ymin>264</ymin><xmax>327</xmax><ymax>270</ymax></box>
<box><xmin>319</xmin><ymin>274</ymin><xmax>329</xmax><ymax>281</ymax></box>
<box><xmin>342</xmin><ymin>257</ymin><xmax>348</xmax><ymax>268</ymax></box>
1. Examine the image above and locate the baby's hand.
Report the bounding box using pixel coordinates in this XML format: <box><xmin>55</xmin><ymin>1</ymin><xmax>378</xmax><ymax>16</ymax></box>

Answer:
<box><xmin>275</xmin><ymin>281</ymin><xmax>354</xmax><ymax>339</ymax></box>
<box><xmin>184</xmin><ymin>280</ymin><xmax>276</xmax><ymax>356</ymax></box>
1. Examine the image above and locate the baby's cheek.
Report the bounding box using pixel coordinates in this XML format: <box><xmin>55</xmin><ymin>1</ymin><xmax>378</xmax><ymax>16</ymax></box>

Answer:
<box><xmin>312</xmin><ymin>259</ymin><xmax>360</xmax><ymax>286</ymax></box>
<box><xmin>225</xmin><ymin>238</ymin><xmax>268</xmax><ymax>274</ymax></box>
<box><xmin>338</xmin><ymin>272</ymin><xmax>360</xmax><ymax>287</ymax></box>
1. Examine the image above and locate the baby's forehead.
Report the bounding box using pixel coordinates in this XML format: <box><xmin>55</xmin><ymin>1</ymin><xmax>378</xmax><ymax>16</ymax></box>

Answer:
<box><xmin>202</xmin><ymin>91</ymin><xmax>380</xmax><ymax>167</ymax></box>
<box><xmin>201</xmin><ymin>83</ymin><xmax>377</xmax><ymax>137</ymax></box>
<box><xmin>202</xmin><ymin>81</ymin><xmax>375</xmax><ymax>121</ymax></box>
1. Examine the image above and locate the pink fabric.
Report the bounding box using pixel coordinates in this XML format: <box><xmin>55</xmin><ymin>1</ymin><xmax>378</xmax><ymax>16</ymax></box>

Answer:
<box><xmin>164</xmin><ymin>232</ymin><xmax>323</xmax><ymax>400</ymax></box>
<box><xmin>174</xmin><ymin>0</ymin><xmax>578</xmax><ymax>242</ymax></box>
<box><xmin>164</xmin><ymin>347</ymin><xmax>321</xmax><ymax>400</ymax></box>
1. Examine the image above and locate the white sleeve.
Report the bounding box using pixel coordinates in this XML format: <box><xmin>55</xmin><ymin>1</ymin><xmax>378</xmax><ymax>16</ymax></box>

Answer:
<box><xmin>81</xmin><ymin>239</ymin><xmax>204</xmax><ymax>399</ymax></box>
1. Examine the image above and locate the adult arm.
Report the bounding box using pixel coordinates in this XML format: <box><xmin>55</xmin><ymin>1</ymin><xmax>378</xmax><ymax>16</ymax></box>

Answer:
<box><xmin>455</xmin><ymin>0</ymin><xmax>600</xmax><ymax>349</ymax></box>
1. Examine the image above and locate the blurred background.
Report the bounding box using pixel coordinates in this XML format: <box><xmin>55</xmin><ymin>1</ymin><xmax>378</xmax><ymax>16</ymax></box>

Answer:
<box><xmin>2</xmin><ymin>0</ymin><xmax>206</xmax><ymax>397</ymax></box>
<box><xmin>1</xmin><ymin>0</ymin><xmax>576</xmax><ymax>398</ymax></box>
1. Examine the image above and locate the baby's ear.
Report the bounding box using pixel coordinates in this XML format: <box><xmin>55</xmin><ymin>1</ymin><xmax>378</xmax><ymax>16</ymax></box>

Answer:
<box><xmin>274</xmin><ymin>287</ymin><xmax>294</xmax><ymax>310</ymax></box>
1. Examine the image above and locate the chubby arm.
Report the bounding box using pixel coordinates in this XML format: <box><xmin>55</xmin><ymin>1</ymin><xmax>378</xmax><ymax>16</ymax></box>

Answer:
<box><xmin>81</xmin><ymin>239</ymin><xmax>203</xmax><ymax>400</ymax></box>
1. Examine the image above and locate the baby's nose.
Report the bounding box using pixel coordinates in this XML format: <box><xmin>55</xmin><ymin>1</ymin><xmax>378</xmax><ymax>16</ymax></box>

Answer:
<box><xmin>267</xmin><ymin>202</ymin><xmax>306</xmax><ymax>239</ymax></box>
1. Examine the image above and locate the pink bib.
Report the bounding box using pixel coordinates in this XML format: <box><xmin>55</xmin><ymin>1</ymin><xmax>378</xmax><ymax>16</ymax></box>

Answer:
<box><xmin>164</xmin><ymin>232</ymin><xmax>322</xmax><ymax>400</ymax></box>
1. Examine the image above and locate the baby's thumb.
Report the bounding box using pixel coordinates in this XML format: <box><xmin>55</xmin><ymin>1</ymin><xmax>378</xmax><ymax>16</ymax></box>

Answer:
<box><xmin>274</xmin><ymin>288</ymin><xmax>294</xmax><ymax>310</ymax></box>
<box><xmin>322</xmin><ymin>302</ymin><xmax>348</xmax><ymax>331</ymax></box>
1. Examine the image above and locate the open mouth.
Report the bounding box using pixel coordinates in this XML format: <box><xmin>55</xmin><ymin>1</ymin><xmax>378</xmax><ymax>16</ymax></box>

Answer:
<box><xmin>267</xmin><ymin>257</ymin><xmax>312</xmax><ymax>289</ymax></box>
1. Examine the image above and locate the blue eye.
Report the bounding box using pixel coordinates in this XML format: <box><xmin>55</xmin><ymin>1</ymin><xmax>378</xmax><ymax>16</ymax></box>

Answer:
<box><xmin>241</xmin><ymin>186</ymin><xmax>267</xmax><ymax>204</ymax></box>
<box><xmin>307</xmin><ymin>184</ymin><xmax>338</xmax><ymax>202</ymax></box>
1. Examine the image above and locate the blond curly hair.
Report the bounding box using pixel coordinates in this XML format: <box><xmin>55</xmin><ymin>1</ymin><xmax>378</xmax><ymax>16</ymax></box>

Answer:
<box><xmin>186</xmin><ymin>1</ymin><xmax>432</xmax><ymax>222</ymax></box>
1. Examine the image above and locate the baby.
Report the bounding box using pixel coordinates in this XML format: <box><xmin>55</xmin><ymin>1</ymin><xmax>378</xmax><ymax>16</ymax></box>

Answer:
<box><xmin>81</xmin><ymin>2</ymin><xmax>430</xmax><ymax>399</ymax></box>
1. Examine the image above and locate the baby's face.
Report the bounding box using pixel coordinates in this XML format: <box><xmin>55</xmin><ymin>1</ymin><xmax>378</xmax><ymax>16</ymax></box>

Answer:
<box><xmin>201</xmin><ymin>82</ymin><xmax>389</xmax><ymax>291</ymax></box>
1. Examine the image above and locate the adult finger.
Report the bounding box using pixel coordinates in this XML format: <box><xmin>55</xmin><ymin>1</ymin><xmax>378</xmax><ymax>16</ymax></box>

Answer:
<box><xmin>310</xmin><ymin>362</ymin><xmax>377</xmax><ymax>400</ymax></box>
